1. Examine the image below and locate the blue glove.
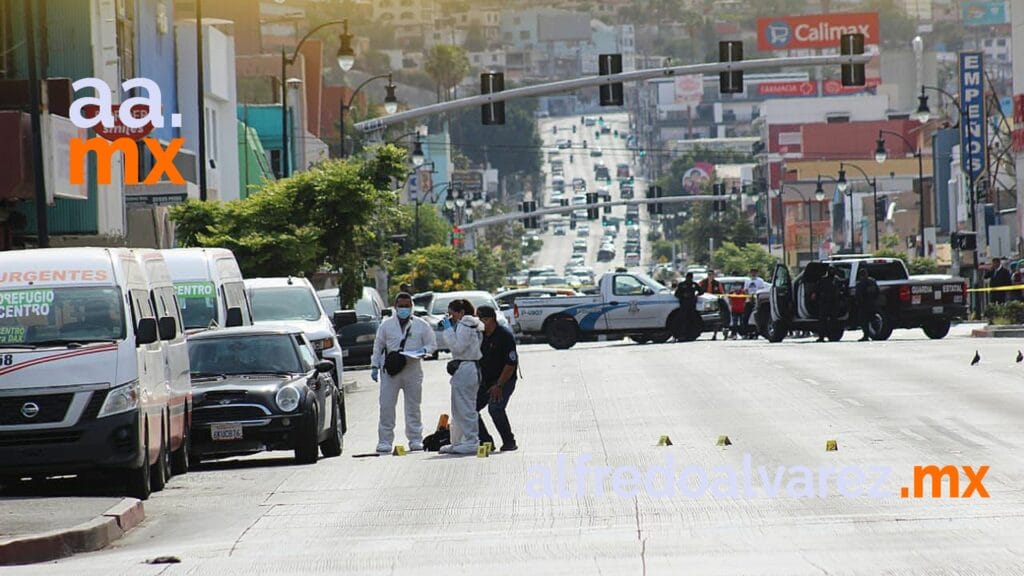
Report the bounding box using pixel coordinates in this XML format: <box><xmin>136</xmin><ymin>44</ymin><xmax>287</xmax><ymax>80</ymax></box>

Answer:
<box><xmin>440</xmin><ymin>317</ymin><xmax>453</xmax><ymax>331</ymax></box>
<box><xmin>371</xmin><ymin>367</ymin><xmax>379</xmax><ymax>382</ymax></box>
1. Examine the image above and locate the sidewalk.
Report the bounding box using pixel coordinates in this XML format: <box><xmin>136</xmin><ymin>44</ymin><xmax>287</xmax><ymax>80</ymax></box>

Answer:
<box><xmin>0</xmin><ymin>495</ymin><xmax>144</xmax><ymax>566</ymax></box>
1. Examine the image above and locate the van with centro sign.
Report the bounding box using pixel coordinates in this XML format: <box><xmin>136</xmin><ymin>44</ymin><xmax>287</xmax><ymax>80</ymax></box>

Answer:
<box><xmin>162</xmin><ymin>248</ymin><xmax>252</xmax><ymax>332</ymax></box>
<box><xmin>0</xmin><ymin>248</ymin><xmax>181</xmax><ymax>500</ymax></box>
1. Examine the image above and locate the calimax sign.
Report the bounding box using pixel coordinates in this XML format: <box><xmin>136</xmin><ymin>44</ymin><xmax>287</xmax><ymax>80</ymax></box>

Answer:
<box><xmin>757</xmin><ymin>12</ymin><xmax>880</xmax><ymax>52</ymax></box>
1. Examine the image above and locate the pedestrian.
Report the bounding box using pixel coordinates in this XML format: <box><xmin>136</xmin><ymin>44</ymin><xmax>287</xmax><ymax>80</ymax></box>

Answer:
<box><xmin>371</xmin><ymin>292</ymin><xmax>437</xmax><ymax>453</ymax></box>
<box><xmin>698</xmin><ymin>271</ymin><xmax>725</xmax><ymax>340</ymax></box>
<box><xmin>727</xmin><ymin>286</ymin><xmax>747</xmax><ymax>339</ymax></box>
<box><xmin>440</xmin><ymin>299</ymin><xmax>484</xmax><ymax>455</ymax></box>
<box><xmin>814</xmin><ymin>266</ymin><xmax>843</xmax><ymax>342</ymax></box>
<box><xmin>475</xmin><ymin>306</ymin><xmax>518</xmax><ymax>452</ymax></box>
<box><xmin>985</xmin><ymin>257</ymin><xmax>1012</xmax><ymax>305</ymax></box>
<box><xmin>854</xmin><ymin>268</ymin><xmax>880</xmax><ymax>342</ymax></box>
<box><xmin>673</xmin><ymin>272</ymin><xmax>704</xmax><ymax>336</ymax></box>
<box><xmin>1009</xmin><ymin>261</ymin><xmax>1022</xmax><ymax>301</ymax></box>
<box><xmin>741</xmin><ymin>269</ymin><xmax>767</xmax><ymax>332</ymax></box>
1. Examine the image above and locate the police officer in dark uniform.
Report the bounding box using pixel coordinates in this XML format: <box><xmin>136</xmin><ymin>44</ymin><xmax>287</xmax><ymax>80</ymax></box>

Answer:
<box><xmin>674</xmin><ymin>272</ymin><xmax>704</xmax><ymax>324</ymax></box>
<box><xmin>815</xmin><ymin>266</ymin><xmax>843</xmax><ymax>342</ymax></box>
<box><xmin>475</xmin><ymin>306</ymin><xmax>518</xmax><ymax>452</ymax></box>
<box><xmin>854</xmin><ymin>268</ymin><xmax>880</xmax><ymax>341</ymax></box>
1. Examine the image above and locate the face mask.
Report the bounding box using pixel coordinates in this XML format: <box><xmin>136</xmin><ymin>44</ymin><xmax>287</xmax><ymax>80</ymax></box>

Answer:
<box><xmin>396</xmin><ymin>307</ymin><xmax>412</xmax><ymax>320</ymax></box>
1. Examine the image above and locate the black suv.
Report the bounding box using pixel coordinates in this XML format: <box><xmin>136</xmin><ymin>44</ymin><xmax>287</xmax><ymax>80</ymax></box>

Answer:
<box><xmin>187</xmin><ymin>326</ymin><xmax>344</xmax><ymax>464</ymax></box>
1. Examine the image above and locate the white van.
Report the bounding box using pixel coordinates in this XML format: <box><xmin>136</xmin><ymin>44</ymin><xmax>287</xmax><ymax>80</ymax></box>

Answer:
<box><xmin>130</xmin><ymin>249</ymin><xmax>192</xmax><ymax>476</ymax></box>
<box><xmin>0</xmin><ymin>248</ymin><xmax>179</xmax><ymax>499</ymax></box>
<box><xmin>162</xmin><ymin>248</ymin><xmax>251</xmax><ymax>331</ymax></box>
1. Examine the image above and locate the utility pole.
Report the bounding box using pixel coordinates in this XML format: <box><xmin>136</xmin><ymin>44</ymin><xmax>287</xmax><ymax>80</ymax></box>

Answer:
<box><xmin>25</xmin><ymin>0</ymin><xmax>48</xmax><ymax>247</ymax></box>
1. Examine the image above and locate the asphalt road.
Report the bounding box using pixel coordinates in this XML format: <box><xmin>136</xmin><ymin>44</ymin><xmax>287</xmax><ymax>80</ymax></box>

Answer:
<box><xmin>534</xmin><ymin>114</ymin><xmax>652</xmax><ymax>277</ymax></box>
<box><xmin>13</xmin><ymin>323</ymin><xmax>1024</xmax><ymax>575</ymax></box>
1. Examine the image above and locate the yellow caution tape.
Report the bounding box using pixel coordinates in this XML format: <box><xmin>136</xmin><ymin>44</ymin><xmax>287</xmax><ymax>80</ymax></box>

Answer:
<box><xmin>966</xmin><ymin>285</ymin><xmax>1024</xmax><ymax>293</ymax></box>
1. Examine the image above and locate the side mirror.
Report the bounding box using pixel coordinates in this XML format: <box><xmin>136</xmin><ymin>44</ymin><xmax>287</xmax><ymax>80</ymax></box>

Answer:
<box><xmin>381</xmin><ymin>308</ymin><xmax>393</xmax><ymax>317</ymax></box>
<box><xmin>158</xmin><ymin>316</ymin><xmax>178</xmax><ymax>341</ymax></box>
<box><xmin>136</xmin><ymin>317</ymin><xmax>158</xmax><ymax>346</ymax></box>
<box><xmin>643</xmin><ymin>286</ymin><xmax>654</xmax><ymax>296</ymax></box>
<box><xmin>225</xmin><ymin>306</ymin><xmax>244</xmax><ymax>327</ymax></box>
<box><xmin>333</xmin><ymin>309</ymin><xmax>358</xmax><ymax>331</ymax></box>
<box><xmin>315</xmin><ymin>360</ymin><xmax>334</xmax><ymax>374</ymax></box>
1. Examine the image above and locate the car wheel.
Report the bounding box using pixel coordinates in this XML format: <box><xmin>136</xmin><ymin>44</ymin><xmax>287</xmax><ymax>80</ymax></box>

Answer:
<box><xmin>923</xmin><ymin>319</ymin><xmax>951</xmax><ymax>340</ymax></box>
<box><xmin>150</xmin><ymin>425</ymin><xmax>169</xmax><ymax>492</ymax></box>
<box><xmin>294</xmin><ymin>403</ymin><xmax>320</xmax><ymax>465</ymax></box>
<box><xmin>126</xmin><ymin>428</ymin><xmax>152</xmax><ymax>501</ymax></box>
<box><xmin>869</xmin><ymin>312</ymin><xmax>893</xmax><ymax>341</ymax></box>
<box><xmin>546</xmin><ymin>317</ymin><xmax>579</xmax><ymax>350</ymax></box>
<box><xmin>766</xmin><ymin>319</ymin><xmax>786</xmax><ymax>343</ymax></box>
<box><xmin>320</xmin><ymin>394</ymin><xmax>344</xmax><ymax>458</ymax></box>
<box><xmin>171</xmin><ymin>413</ymin><xmax>190</xmax><ymax>476</ymax></box>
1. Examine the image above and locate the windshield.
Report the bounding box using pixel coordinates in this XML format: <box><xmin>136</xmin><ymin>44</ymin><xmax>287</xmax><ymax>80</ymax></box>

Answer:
<box><xmin>175</xmin><ymin>281</ymin><xmax>217</xmax><ymax>329</ymax></box>
<box><xmin>188</xmin><ymin>334</ymin><xmax>303</xmax><ymax>376</ymax></box>
<box><xmin>250</xmin><ymin>287</ymin><xmax>322</xmax><ymax>322</ymax></box>
<box><xmin>634</xmin><ymin>274</ymin><xmax>671</xmax><ymax>293</ymax></box>
<box><xmin>860</xmin><ymin>262</ymin><xmax>909</xmax><ymax>281</ymax></box>
<box><xmin>430</xmin><ymin>294</ymin><xmax>498</xmax><ymax>315</ymax></box>
<box><xmin>0</xmin><ymin>286</ymin><xmax>126</xmax><ymax>346</ymax></box>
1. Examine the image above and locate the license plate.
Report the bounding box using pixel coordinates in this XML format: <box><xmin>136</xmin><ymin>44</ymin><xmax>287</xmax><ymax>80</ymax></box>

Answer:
<box><xmin>932</xmin><ymin>306</ymin><xmax>943</xmax><ymax>314</ymax></box>
<box><xmin>934</xmin><ymin>290</ymin><xmax>942</xmax><ymax>300</ymax></box>
<box><xmin>211</xmin><ymin>422</ymin><xmax>243</xmax><ymax>441</ymax></box>
<box><xmin>342</xmin><ymin>348</ymin><xmax>349</xmax><ymax>357</ymax></box>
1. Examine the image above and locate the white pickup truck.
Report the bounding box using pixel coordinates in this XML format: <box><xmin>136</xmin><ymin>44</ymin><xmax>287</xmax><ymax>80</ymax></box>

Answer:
<box><xmin>515</xmin><ymin>272</ymin><xmax>721</xmax><ymax>349</ymax></box>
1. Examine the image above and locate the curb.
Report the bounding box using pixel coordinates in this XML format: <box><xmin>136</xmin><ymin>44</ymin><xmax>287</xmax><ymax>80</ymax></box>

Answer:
<box><xmin>0</xmin><ymin>498</ymin><xmax>145</xmax><ymax>566</ymax></box>
<box><xmin>972</xmin><ymin>326</ymin><xmax>1024</xmax><ymax>338</ymax></box>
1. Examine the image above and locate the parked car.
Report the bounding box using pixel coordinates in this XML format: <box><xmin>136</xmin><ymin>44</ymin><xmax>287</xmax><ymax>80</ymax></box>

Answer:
<box><xmin>245</xmin><ymin>277</ymin><xmax>349</xmax><ymax>434</ymax></box>
<box><xmin>317</xmin><ymin>286</ymin><xmax>385</xmax><ymax>367</ymax></box>
<box><xmin>413</xmin><ymin>291</ymin><xmax>509</xmax><ymax>355</ymax></box>
<box><xmin>187</xmin><ymin>326</ymin><xmax>343</xmax><ymax>464</ymax></box>
<box><xmin>495</xmin><ymin>288</ymin><xmax>579</xmax><ymax>340</ymax></box>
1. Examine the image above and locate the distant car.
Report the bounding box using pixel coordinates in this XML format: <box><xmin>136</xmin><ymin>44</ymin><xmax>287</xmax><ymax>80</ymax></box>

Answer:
<box><xmin>415</xmin><ymin>291</ymin><xmax>509</xmax><ymax>355</ymax></box>
<box><xmin>620</xmin><ymin>185</ymin><xmax>634</xmax><ymax>199</ymax></box>
<box><xmin>590</xmin><ymin>147</ymin><xmax>603</xmax><ymax>157</ymax></box>
<box><xmin>187</xmin><ymin>326</ymin><xmax>344</xmax><ymax>464</ymax></box>
<box><xmin>572</xmin><ymin>178</ymin><xmax>587</xmax><ymax>190</ymax></box>
<box><xmin>584</xmin><ymin>117</ymin><xmax>597</xmax><ymax>126</ymax></box>
<box><xmin>496</xmin><ymin>287</ymin><xmax>578</xmax><ymax>338</ymax></box>
<box><xmin>553</xmin><ymin>223</ymin><xmax>567</xmax><ymax>236</ymax></box>
<box><xmin>625</xmin><ymin>253</ymin><xmax>641</xmax><ymax>267</ymax></box>
<box><xmin>556</xmin><ymin>139</ymin><xmax>572</xmax><ymax>149</ymax></box>
<box><xmin>317</xmin><ymin>286</ymin><xmax>385</xmax><ymax>367</ymax></box>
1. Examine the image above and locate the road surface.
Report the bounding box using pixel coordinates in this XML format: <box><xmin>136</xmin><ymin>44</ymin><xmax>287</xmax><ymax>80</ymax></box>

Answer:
<box><xmin>12</xmin><ymin>324</ymin><xmax>1024</xmax><ymax>575</ymax></box>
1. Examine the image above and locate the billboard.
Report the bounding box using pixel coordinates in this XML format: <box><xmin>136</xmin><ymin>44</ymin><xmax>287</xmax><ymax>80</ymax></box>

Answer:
<box><xmin>959</xmin><ymin>52</ymin><xmax>987</xmax><ymax>183</ymax></box>
<box><xmin>673</xmin><ymin>75</ymin><xmax>704</xmax><ymax>106</ymax></box>
<box><xmin>961</xmin><ymin>1</ymin><xmax>1008</xmax><ymax>26</ymax></box>
<box><xmin>451</xmin><ymin>170</ymin><xmax>484</xmax><ymax>197</ymax></box>
<box><xmin>757</xmin><ymin>12</ymin><xmax>880</xmax><ymax>51</ymax></box>
<box><xmin>756</xmin><ymin>77</ymin><xmax>881</xmax><ymax>98</ymax></box>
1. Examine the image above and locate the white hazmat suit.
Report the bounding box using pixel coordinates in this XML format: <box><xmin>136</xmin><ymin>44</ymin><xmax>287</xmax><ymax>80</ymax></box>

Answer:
<box><xmin>441</xmin><ymin>315</ymin><xmax>483</xmax><ymax>454</ymax></box>
<box><xmin>371</xmin><ymin>314</ymin><xmax>436</xmax><ymax>451</ymax></box>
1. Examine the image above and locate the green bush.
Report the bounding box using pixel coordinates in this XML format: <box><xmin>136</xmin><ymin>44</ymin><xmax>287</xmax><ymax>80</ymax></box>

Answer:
<box><xmin>985</xmin><ymin>301</ymin><xmax>1024</xmax><ymax>326</ymax></box>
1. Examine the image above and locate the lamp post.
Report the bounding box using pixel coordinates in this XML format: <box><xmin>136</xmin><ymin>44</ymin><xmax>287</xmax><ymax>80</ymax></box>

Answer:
<box><xmin>281</xmin><ymin>19</ymin><xmax>355</xmax><ymax>177</ymax></box>
<box><xmin>817</xmin><ymin>175</ymin><xmax>841</xmax><ymax>251</ymax></box>
<box><xmin>340</xmin><ymin>73</ymin><xmax>398</xmax><ymax>158</ymax></box>
<box><xmin>770</xmin><ymin>187</ymin><xmax>786</xmax><ymax>265</ymax></box>
<box><xmin>786</xmin><ymin>184</ymin><xmax>826</xmax><ymax>266</ymax></box>
<box><xmin>837</xmin><ymin>162</ymin><xmax>878</xmax><ymax>251</ymax></box>
<box><xmin>912</xmin><ymin>84</ymin><xmax>983</xmax><ymax>318</ymax></box>
<box><xmin>875</xmin><ymin>129</ymin><xmax>926</xmax><ymax>256</ymax></box>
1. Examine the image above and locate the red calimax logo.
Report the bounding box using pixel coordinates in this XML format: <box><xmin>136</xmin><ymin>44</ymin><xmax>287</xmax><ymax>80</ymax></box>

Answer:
<box><xmin>68</xmin><ymin>77</ymin><xmax>185</xmax><ymax>185</ymax></box>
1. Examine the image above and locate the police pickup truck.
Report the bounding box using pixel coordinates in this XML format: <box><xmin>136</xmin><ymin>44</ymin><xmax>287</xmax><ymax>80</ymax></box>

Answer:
<box><xmin>515</xmin><ymin>271</ymin><xmax>720</xmax><ymax>349</ymax></box>
<box><xmin>754</xmin><ymin>257</ymin><xmax>966</xmax><ymax>343</ymax></box>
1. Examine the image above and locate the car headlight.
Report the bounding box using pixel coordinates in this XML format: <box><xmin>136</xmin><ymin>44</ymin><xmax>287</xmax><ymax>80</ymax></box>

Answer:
<box><xmin>315</xmin><ymin>337</ymin><xmax>335</xmax><ymax>351</ymax></box>
<box><xmin>355</xmin><ymin>334</ymin><xmax>375</xmax><ymax>343</ymax></box>
<box><xmin>98</xmin><ymin>381</ymin><xmax>140</xmax><ymax>419</ymax></box>
<box><xmin>275</xmin><ymin>386</ymin><xmax>301</xmax><ymax>412</ymax></box>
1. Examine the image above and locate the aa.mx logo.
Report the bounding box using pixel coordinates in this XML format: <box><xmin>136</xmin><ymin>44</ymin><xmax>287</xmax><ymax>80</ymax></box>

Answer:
<box><xmin>69</xmin><ymin>77</ymin><xmax>185</xmax><ymax>185</ymax></box>
<box><xmin>901</xmin><ymin>465</ymin><xmax>989</xmax><ymax>499</ymax></box>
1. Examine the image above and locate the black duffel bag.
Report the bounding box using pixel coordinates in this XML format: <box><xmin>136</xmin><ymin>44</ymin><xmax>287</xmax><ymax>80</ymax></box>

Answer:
<box><xmin>383</xmin><ymin>326</ymin><xmax>411</xmax><ymax>377</ymax></box>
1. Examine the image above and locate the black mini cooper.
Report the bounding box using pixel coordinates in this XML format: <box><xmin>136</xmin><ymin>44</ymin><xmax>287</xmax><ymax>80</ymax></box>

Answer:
<box><xmin>186</xmin><ymin>326</ymin><xmax>344</xmax><ymax>464</ymax></box>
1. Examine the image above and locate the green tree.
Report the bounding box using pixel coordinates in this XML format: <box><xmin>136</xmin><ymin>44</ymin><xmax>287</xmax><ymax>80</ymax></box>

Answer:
<box><xmin>907</xmin><ymin>257</ymin><xmax>939</xmax><ymax>275</ymax></box>
<box><xmin>873</xmin><ymin>233</ymin><xmax>906</xmax><ymax>259</ymax></box>
<box><xmin>677</xmin><ymin>190</ymin><xmax>758</xmax><ymax>265</ymax></box>
<box><xmin>424</xmin><ymin>44</ymin><xmax>471</xmax><ymax>102</ymax></box>
<box><xmin>170</xmin><ymin>146</ymin><xmax>410</xmax><ymax>306</ymax></box>
<box><xmin>390</xmin><ymin>244</ymin><xmax>476</xmax><ymax>295</ymax></box>
<box><xmin>452</xmin><ymin>98</ymin><xmax>542</xmax><ymax>180</ymax></box>
<box><xmin>404</xmin><ymin>203</ymin><xmax>451</xmax><ymax>250</ymax></box>
<box><xmin>712</xmin><ymin>242</ymin><xmax>779</xmax><ymax>276</ymax></box>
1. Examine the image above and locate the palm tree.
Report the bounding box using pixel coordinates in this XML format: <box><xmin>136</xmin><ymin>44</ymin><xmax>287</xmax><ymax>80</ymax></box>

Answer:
<box><xmin>424</xmin><ymin>44</ymin><xmax>471</xmax><ymax>102</ymax></box>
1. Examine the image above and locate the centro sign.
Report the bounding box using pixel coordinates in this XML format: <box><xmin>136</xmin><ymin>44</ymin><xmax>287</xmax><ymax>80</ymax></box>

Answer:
<box><xmin>757</xmin><ymin>12</ymin><xmax>879</xmax><ymax>51</ymax></box>
<box><xmin>68</xmin><ymin>77</ymin><xmax>185</xmax><ymax>185</ymax></box>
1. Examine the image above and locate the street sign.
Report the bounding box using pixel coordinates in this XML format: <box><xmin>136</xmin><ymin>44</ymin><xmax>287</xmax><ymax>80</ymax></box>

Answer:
<box><xmin>959</xmin><ymin>52</ymin><xmax>987</xmax><ymax>183</ymax></box>
<box><xmin>79</xmin><ymin>104</ymin><xmax>155</xmax><ymax>142</ymax></box>
<box><xmin>757</xmin><ymin>12</ymin><xmax>879</xmax><ymax>52</ymax></box>
<box><xmin>450</xmin><ymin>170</ymin><xmax>483</xmax><ymax>197</ymax></box>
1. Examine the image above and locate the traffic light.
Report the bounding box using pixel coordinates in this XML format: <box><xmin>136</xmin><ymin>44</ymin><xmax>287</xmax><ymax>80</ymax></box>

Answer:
<box><xmin>874</xmin><ymin>197</ymin><xmax>887</xmax><ymax>221</ymax></box>
<box><xmin>598</xmin><ymin>54</ymin><xmax>624</xmax><ymax>106</ymax></box>
<box><xmin>840</xmin><ymin>33</ymin><xmax>866</xmax><ymax>87</ymax></box>
<box><xmin>645</xmin><ymin>187</ymin><xmax>655</xmax><ymax>215</ymax></box>
<box><xmin>952</xmin><ymin>231</ymin><xmax>977</xmax><ymax>250</ymax></box>
<box><xmin>560</xmin><ymin>197</ymin><xmax>569</xmax><ymax>208</ymax></box>
<box><xmin>638</xmin><ymin>148</ymin><xmax>646</xmax><ymax>158</ymax></box>
<box><xmin>481</xmin><ymin>72</ymin><xmax>505</xmax><ymax>125</ymax></box>
<box><xmin>713</xmin><ymin>183</ymin><xmax>726</xmax><ymax>212</ymax></box>
<box><xmin>654</xmin><ymin>185</ymin><xmax>664</xmax><ymax>215</ymax></box>
<box><xmin>586</xmin><ymin>192</ymin><xmax>599</xmax><ymax>220</ymax></box>
<box><xmin>718</xmin><ymin>41</ymin><xmax>744</xmax><ymax>94</ymax></box>
<box><xmin>595</xmin><ymin>131</ymin><xmax>601</xmax><ymax>139</ymax></box>
<box><xmin>603</xmin><ymin>194</ymin><xmax>612</xmax><ymax>215</ymax></box>
<box><xmin>572</xmin><ymin>125</ymin><xmax>577</xmax><ymax>134</ymax></box>
<box><xmin>521</xmin><ymin>200</ymin><xmax>538</xmax><ymax>229</ymax></box>
<box><xmin>569</xmin><ymin>212</ymin><xmax>577</xmax><ymax>230</ymax></box>
<box><xmin>451</xmin><ymin>226</ymin><xmax>464</xmax><ymax>246</ymax></box>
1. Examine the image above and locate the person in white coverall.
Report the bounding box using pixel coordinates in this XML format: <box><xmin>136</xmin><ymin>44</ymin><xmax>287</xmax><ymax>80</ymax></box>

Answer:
<box><xmin>371</xmin><ymin>292</ymin><xmax>436</xmax><ymax>453</ymax></box>
<box><xmin>439</xmin><ymin>299</ymin><xmax>483</xmax><ymax>455</ymax></box>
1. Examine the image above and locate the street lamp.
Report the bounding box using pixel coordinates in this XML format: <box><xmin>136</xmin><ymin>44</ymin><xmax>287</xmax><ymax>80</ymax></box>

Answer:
<box><xmin>281</xmin><ymin>19</ymin><xmax>353</xmax><ymax>177</ymax></box>
<box><xmin>876</xmin><ymin>129</ymin><xmax>926</xmax><ymax>256</ymax></box>
<box><xmin>340</xmin><ymin>73</ymin><xmax>399</xmax><ymax>158</ymax></box>
<box><xmin>838</xmin><ymin>162</ymin><xmax>879</xmax><ymax>251</ymax></box>
<box><xmin>411</xmin><ymin>138</ymin><xmax>425</xmax><ymax>166</ymax></box>
<box><xmin>787</xmin><ymin>184</ymin><xmax>821</xmax><ymax>265</ymax></box>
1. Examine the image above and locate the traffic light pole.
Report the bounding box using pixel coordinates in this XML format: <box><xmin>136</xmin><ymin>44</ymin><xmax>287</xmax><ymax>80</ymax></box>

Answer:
<box><xmin>354</xmin><ymin>53</ymin><xmax>871</xmax><ymax>132</ymax></box>
<box><xmin>461</xmin><ymin>195</ymin><xmax>729</xmax><ymax>231</ymax></box>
